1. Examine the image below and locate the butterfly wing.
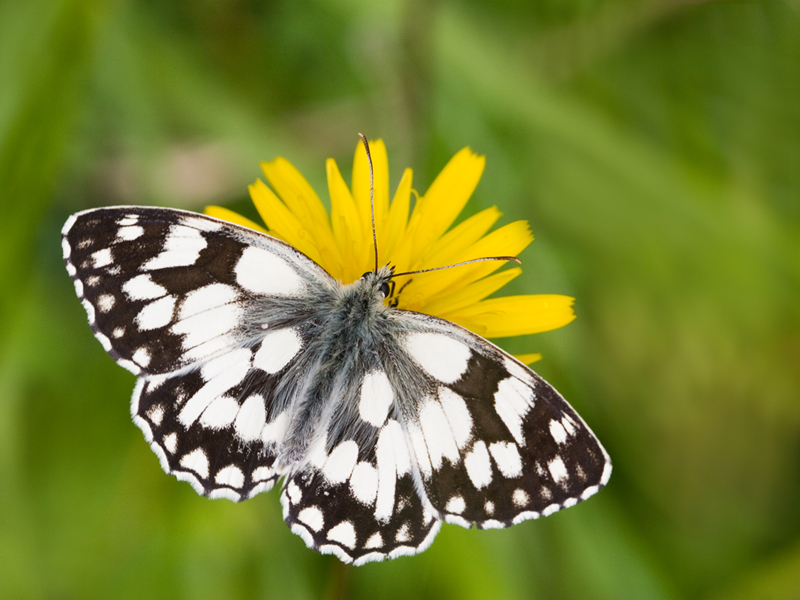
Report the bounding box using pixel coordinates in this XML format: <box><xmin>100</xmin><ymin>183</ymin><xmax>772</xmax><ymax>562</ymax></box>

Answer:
<box><xmin>62</xmin><ymin>206</ymin><xmax>335</xmax><ymax>500</ymax></box>
<box><xmin>394</xmin><ymin>313</ymin><xmax>611</xmax><ymax>529</ymax></box>
<box><xmin>281</xmin><ymin>418</ymin><xmax>441</xmax><ymax>565</ymax></box>
<box><xmin>280</xmin><ymin>309</ymin><xmax>610</xmax><ymax>564</ymax></box>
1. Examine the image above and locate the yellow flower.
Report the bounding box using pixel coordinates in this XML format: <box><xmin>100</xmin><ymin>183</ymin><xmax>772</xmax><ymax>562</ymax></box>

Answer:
<box><xmin>206</xmin><ymin>140</ymin><xmax>574</xmax><ymax>364</ymax></box>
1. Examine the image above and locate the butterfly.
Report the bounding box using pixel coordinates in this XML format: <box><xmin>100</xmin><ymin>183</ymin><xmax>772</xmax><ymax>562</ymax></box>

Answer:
<box><xmin>62</xmin><ymin>150</ymin><xmax>610</xmax><ymax>566</ymax></box>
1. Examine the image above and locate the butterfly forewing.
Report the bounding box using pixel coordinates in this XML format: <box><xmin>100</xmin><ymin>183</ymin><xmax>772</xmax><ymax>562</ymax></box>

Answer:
<box><xmin>62</xmin><ymin>206</ymin><xmax>332</xmax><ymax>375</ymax></box>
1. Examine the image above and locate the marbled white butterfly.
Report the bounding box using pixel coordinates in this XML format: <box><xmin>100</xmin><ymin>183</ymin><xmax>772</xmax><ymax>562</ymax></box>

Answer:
<box><xmin>62</xmin><ymin>142</ymin><xmax>610</xmax><ymax>565</ymax></box>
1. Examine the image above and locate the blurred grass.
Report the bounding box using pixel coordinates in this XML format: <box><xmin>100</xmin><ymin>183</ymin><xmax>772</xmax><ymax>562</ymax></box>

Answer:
<box><xmin>1</xmin><ymin>0</ymin><xmax>798</xmax><ymax>598</ymax></box>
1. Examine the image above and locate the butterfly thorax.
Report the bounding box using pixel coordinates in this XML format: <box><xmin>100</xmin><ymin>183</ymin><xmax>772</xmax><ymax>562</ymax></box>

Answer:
<box><xmin>274</xmin><ymin>267</ymin><xmax>397</xmax><ymax>469</ymax></box>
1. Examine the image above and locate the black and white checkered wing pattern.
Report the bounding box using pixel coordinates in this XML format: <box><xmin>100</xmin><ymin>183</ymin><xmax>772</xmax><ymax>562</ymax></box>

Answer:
<box><xmin>62</xmin><ymin>206</ymin><xmax>333</xmax><ymax>500</ymax></box>
<box><xmin>396</xmin><ymin>318</ymin><xmax>611</xmax><ymax>530</ymax></box>
<box><xmin>281</xmin><ymin>414</ymin><xmax>441</xmax><ymax>565</ymax></box>
<box><xmin>281</xmin><ymin>313</ymin><xmax>610</xmax><ymax>565</ymax></box>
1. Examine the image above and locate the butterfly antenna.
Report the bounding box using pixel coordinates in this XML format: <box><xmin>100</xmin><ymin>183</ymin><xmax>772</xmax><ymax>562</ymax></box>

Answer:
<box><xmin>358</xmin><ymin>133</ymin><xmax>379</xmax><ymax>274</ymax></box>
<box><xmin>391</xmin><ymin>256</ymin><xmax>521</xmax><ymax>279</ymax></box>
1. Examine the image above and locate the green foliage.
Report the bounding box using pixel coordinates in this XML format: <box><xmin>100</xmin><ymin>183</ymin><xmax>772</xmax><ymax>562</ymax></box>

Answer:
<box><xmin>1</xmin><ymin>0</ymin><xmax>798</xmax><ymax>598</ymax></box>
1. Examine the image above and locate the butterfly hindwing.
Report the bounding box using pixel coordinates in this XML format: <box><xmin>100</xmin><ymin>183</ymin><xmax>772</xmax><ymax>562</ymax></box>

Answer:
<box><xmin>281</xmin><ymin>424</ymin><xmax>440</xmax><ymax>565</ymax></box>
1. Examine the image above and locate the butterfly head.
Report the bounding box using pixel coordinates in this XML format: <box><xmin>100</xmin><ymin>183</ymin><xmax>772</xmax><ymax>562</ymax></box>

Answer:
<box><xmin>359</xmin><ymin>266</ymin><xmax>397</xmax><ymax>304</ymax></box>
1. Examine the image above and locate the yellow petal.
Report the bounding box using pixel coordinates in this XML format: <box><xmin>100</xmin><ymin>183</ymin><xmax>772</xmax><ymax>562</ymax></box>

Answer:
<box><xmin>442</xmin><ymin>294</ymin><xmax>575</xmax><ymax>338</ymax></box>
<box><xmin>261</xmin><ymin>157</ymin><xmax>343</xmax><ymax>270</ymax></box>
<box><xmin>403</xmin><ymin>221</ymin><xmax>533</xmax><ymax>311</ymax></box>
<box><xmin>394</xmin><ymin>148</ymin><xmax>485</xmax><ymax>266</ymax></box>
<box><xmin>514</xmin><ymin>353</ymin><xmax>542</xmax><ymax>365</ymax></box>
<box><xmin>204</xmin><ymin>206</ymin><xmax>268</xmax><ymax>234</ymax></box>
<box><xmin>422</xmin><ymin>267</ymin><xmax>521</xmax><ymax>316</ymax></box>
<box><xmin>381</xmin><ymin>167</ymin><xmax>412</xmax><ymax>260</ymax></box>
<box><xmin>248</xmin><ymin>180</ymin><xmax>323</xmax><ymax>265</ymax></box>
<box><xmin>261</xmin><ymin>157</ymin><xmax>330</xmax><ymax>235</ymax></box>
<box><xmin>423</xmin><ymin>207</ymin><xmax>502</xmax><ymax>269</ymax></box>
<box><xmin>327</xmin><ymin>158</ymin><xmax>362</xmax><ymax>281</ymax></box>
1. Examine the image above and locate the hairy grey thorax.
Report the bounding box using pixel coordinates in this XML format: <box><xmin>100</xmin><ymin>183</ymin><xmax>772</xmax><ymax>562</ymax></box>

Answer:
<box><xmin>277</xmin><ymin>267</ymin><xmax>394</xmax><ymax>468</ymax></box>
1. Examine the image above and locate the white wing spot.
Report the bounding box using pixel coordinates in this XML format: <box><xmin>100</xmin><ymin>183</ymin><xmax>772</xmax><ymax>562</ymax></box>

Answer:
<box><xmin>252</xmin><ymin>466</ymin><xmax>273</xmax><ymax>482</ymax></box>
<box><xmin>298</xmin><ymin>506</ymin><xmax>324</xmax><ymax>532</ymax></box>
<box><xmin>445</xmin><ymin>496</ymin><xmax>466</xmax><ymax>514</ymax></box>
<box><xmin>327</xmin><ymin>521</ymin><xmax>357</xmax><ymax>549</ymax></box>
<box><xmin>132</xmin><ymin>347</ymin><xmax>151</xmax><ymax>368</ymax></box>
<box><xmin>117</xmin><ymin>225</ymin><xmax>144</xmax><ymax>241</ymax></box>
<box><xmin>147</xmin><ymin>405</ymin><xmax>164</xmax><ymax>426</ymax></box>
<box><xmin>364</xmin><ymin>532</ymin><xmax>383</xmax><ymax>549</ymax></box>
<box><xmin>112</xmin><ymin>327</ymin><xmax>125</xmax><ymax>338</ymax></box>
<box><xmin>136</xmin><ymin>295</ymin><xmax>176</xmax><ymax>330</ymax></box>
<box><xmin>512</xmin><ymin>489</ymin><xmax>530</xmax><ymax>507</ymax></box>
<box><xmin>97</xmin><ymin>294</ymin><xmax>115</xmax><ymax>312</ymax></box>
<box><xmin>172</xmin><ymin>303</ymin><xmax>241</xmax><ymax>352</ymax></box>
<box><xmin>180</xmin><ymin>215</ymin><xmax>222</xmax><ymax>231</ymax></box>
<box><xmin>489</xmin><ymin>441</ymin><xmax>523</xmax><ymax>478</ymax></box>
<box><xmin>253</xmin><ymin>328</ymin><xmax>302</xmax><ymax>374</ymax></box>
<box><xmin>179</xmin><ymin>349</ymin><xmax>252</xmax><ymax>427</ymax></box>
<box><xmin>541</xmin><ymin>487</ymin><xmax>553</xmax><ymax>500</ymax></box>
<box><xmin>123</xmin><ymin>274</ymin><xmax>168</xmax><ymax>301</ymax></box>
<box><xmin>286</xmin><ymin>481</ymin><xmax>302</xmax><ymax>504</ymax></box>
<box><xmin>494</xmin><ymin>377</ymin><xmax>533</xmax><ymax>445</ymax></box>
<box><xmin>323</xmin><ymin>440</ymin><xmax>359</xmax><ymax>485</ymax></box>
<box><xmin>179</xmin><ymin>283</ymin><xmax>238</xmax><ymax>319</ymax></box>
<box><xmin>419</xmin><ymin>396</ymin><xmax>459</xmax><ymax>470</ymax></box>
<box><xmin>358</xmin><ymin>370</ymin><xmax>394</xmax><ymax>427</ymax></box>
<box><xmin>261</xmin><ymin>411</ymin><xmax>289</xmax><ymax>445</ymax></box>
<box><xmin>180</xmin><ymin>448</ymin><xmax>209</xmax><ymax>479</ymax></box>
<box><xmin>142</xmin><ymin>225</ymin><xmax>207</xmax><ymax>270</ymax></box>
<box><xmin>375</xmin><ymin>420</ymin><xmax>411</xmax><ymax>522</ymax></box>
<box><xmin>403</xmin><ymin>332</ymin><xmax>471</xmax><ymax>384</ymax></box>
<box><xmin>86</xmin><ymin>275</ymin><xmax>100</xmax><ymax>287</ymax></box>
<box><xmin>349</xmin><ymin>462</ymin><xmax>378</xmax><ymax>506</ymax></box>
<box><xmin>235</xmin><ymin>246</ymin><xmax>305</xmax><ymax>296</ymax></box>
<box><xmin>548</xmin><ymin>457</ymin><xmax>569</xmax><ymax>485</ymax></box>
<box><xmin>163</xmin><ymin>433</ymin><xmax>177</xmax><ymax>454</ymax></box>
<box><xmin>562</xmin><ymin>416</ymin><xmax>576</xmax><ymax>436</ymax></box>
<box><xmin>91</xmin><ymin>248</ymin><xmax>113</xmax><ymax>268</ymax></box>
<box><xmin>503</xmin><ymin>356</ymin><xmax>535</xmax><ymax>384</ymax></box>
<box><xmin>215</xmin><ymin>465</ymin><xmax>245</xmax><ymax>488</ymax></box>
<box><xmin>484</xmin><ymin>500</ymin><xmax>495</xmax><ymax>515</ymax></box>
<box><xmin>549</xmin><ymin>419</ymin><xmax>568</xmax><ymax>445</ymax></box>
<box><xmin>117</xmin><ymin>215</ymin><xmax>138</xmax><ymax>226</ymax></box>
<box><xmin>200</xmin><ymin>395</ymin><xmax>240</xmax><ymax>429</ymax></box>
<box><xmin>407</xmin><ymin>423</ymin><xmax>432</xmax><ymax>478</ymax></box>
<box><xmin>464</xmin><ymin>440</ymin><xmax>493</xmax><ymax>490</ymax></box>
<box><xmin>439</xmin><ymin>387</ymin><xmax>473</xmax><ymax>449</ymax></box>
<box><xmin>234</xmin><ymin>395</ymin><xmax>267</xmax><ymax>442</ymax></box>
<box><xmin>395</xmin><ymin>523</ymin><xmax>411</xmax><ymax>543</ymax></box>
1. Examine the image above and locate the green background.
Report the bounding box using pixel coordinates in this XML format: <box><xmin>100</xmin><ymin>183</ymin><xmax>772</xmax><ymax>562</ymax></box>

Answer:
<box><xmin>1</xmin><ymin>0</ymin><xmax>798</xmax><ymax>598</ymax></box>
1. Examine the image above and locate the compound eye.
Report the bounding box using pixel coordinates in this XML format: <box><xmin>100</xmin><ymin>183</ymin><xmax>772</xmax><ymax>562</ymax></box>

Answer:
<box><xmin>380</xmin><ymin>281</ymin><xmax>391</xmax><ymax>298</ymax></box>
